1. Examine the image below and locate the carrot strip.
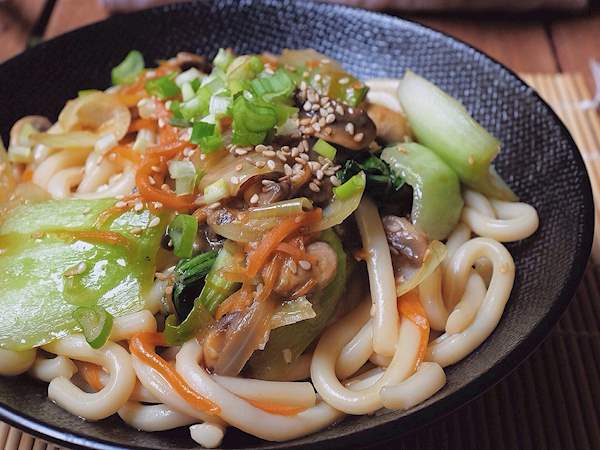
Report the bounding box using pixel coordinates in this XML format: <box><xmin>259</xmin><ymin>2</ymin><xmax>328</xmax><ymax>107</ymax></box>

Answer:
<box><xmin>145</xmin><ymin>140</ymin><xmax>188</xmax><ymax>159</ymax></box>
<box><xmin>255</xmin><ymin>254</ymin><xmax>283</xmax><ymax>303</ymax></box>
<box><xmin>290</xmin><ymin>278</ymin><xmax>318</xmax><ymax>299</ymax></box>
<box><xmin>130</xmin><ymin>332</ymin><xmax>220</xmax><ymax>415</ymax></box>
<box><xmin>136</xmin><ymin>159</ymin><xmax>196</xmax><ymax>211</ymax></box>
<box><xmin>245</xmin><ymin>398</ymin><xmax>307</xmax><ymax>416</ymax></box>
<box><xmin>50</xmin><ymin>230</ymin><xmax>133</xmax><ymax>250</ymax></box>
<box><xmin>106</xmin><ymin>144</ymin><xmax>142</xmax><ymax>165</ymax></box>
<box><xmin>128</xmin><ymin>118</ymin><xmax>157</xmax><ymax>133</ymax></box>
<box><xmin>215</xmin><ymin>283</ymin><xmax>253</xmax><ymax>320</ymax></box>
<box><xmin>246</xmin><ymin>209</ymin><xmax>322</xmax><ymax>278</ymax></box>
<box><xmin>397</xmin><ymin>290</ymin><xmax>430</xmax><ymax>370</ymax></box>
<box><xmin>79</xmin><ymin>362</ymin><xmax>104</xmax><ymax>391</ymax></box>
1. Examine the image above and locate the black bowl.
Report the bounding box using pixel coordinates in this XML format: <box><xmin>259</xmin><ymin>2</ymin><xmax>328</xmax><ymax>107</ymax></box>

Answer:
<box><xmin>0</xmin><ymin>1</ymin><xmax>594</xmax><ymax>449</ymax></box>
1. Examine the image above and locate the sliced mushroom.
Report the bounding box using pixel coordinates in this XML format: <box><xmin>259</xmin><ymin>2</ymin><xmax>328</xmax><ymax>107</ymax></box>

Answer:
<box><xmin>366</xmin><ymin>103</ymin><xmax>413</xmax><ymax>144</ymax></box>
<box><xmin>382</xmin><ymin>215</ymin><xmax>429</xmax><ymax>265</ymax></box>
<box><xmin>273</xmin><ymin>241</ymin><xmax>338</xmax><ymax>296</ymax></box>
<box><xmin>242</xmin><ymin>178</ymin><xmax>290</xmax><ymax>206</ymax></box>
<box><xmin>10</xmin><ymin>116</ymin><xmax>51</xmax><ymax>147</ymax></box>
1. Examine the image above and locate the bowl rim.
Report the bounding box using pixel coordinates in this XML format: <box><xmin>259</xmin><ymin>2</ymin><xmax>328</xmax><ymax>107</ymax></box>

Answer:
<box><xmin>0</xmin><ymin>1</ymin><xmax>594</xmax><ymax>449</ymax></box>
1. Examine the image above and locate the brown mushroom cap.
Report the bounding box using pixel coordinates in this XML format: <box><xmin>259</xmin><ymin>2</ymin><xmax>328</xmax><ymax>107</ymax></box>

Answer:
<box><xmin>366</xmin><ymin>103</ymin><xmax>413</xmax><ymax>144</ymax></box>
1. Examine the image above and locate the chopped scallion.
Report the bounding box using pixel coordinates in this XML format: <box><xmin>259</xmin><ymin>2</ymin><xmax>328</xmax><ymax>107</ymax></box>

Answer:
<box><xmin>191</xmin><ymin>122</ymin><xmax>223</xmax><ymax>153</ymax></box>
<box><xmin>145</xmin><ymin>74</ymin><xmax>180</xmax><ymax>100</ymax></box>
<box><xmin>213</xmin><ymin>48</ymin><xmax>235</xmax><ymax>71</ymax></box>
<box><xmin>203</xmin><ymin>178</ymin><xmax>229</xmax><ymax>204</ymax></box>
<box><xmin>175</xmin><ymin>67</ymin><xmax>204</xmax><ymax>87</ymax></box>
<box><xmin>333</xmin><ymin>172</ymin><xmax>366</xmax><ymax>200</ymax></box>
<box><xmin>72</xmin><ymin>305</ymin><xmax>114</xmax><ymax>349</ymax></box>
<box><xmin>111</xmin><ymin>50</ymin><xmax>145</xmax><ymax>85</ymax></box>
<box><xmin>168</xmin><ymin>214</ymin><xmax>198</xmax><ymax>258</ymax></box>
<box><xmin>313</xmin><ymin>139</ymin><xmax>337</xmax><ymax>160</ymax></box>
<box><xmin>168</xmin><ymin>160</ymin><xmax>198</xmax><ymax>196</ymax></box>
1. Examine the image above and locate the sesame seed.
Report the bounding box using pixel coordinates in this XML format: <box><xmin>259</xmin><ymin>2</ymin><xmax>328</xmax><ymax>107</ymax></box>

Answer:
<box><xmin>293</xmin><ymin>163</ymin><xmax>303</xmax><ymax>172</ymax></box>
<box><xmin>299</xmin><ymin>81</ymin><xmax>307</xmax><ymax>91</ymax></box>
<box><xmin>148</xmin><ymin>217</ymin><xmax>161</xmax><ymax>228</ymax></box>
<box><xmin>289</xmin><ymin>259</ymin><xmax>298</xmax><ymax>274</ymax></box>
<box><xmin>278</xmin><ymin>175</ymin><xmax>290</xmax><ymax>182</ymax></box>
<box><xmin>134</xmin><ymin>202</ymin><xmax>144</xmax><ymax>212</ymax></box>
<box><xmin>300</xmin><ymin>153</ymin><xmax>309</xmax><ymax>161</ymax></box>
<box><xmin>208</xmin><ymin>202</ymin><xmax>221</xmax><ymax>210</ymax></box>
<box><xmin>82</xmin><ymin>207</ymin><xmax>92</xmax><ymax>215</ymax></box>
<box><xmin>108</xmin><ymin>153</ymin><xmax>117</xmax><ymax>162</ymax></box>
<box><xmin>295</xmin><ymin>157</ymin><xmax>307</xmax><ymax>165</ymax></box>
<box><xmin>255</xmin><ymin>160</ymin><xmax>266</xmax><ymax>168</ymax></box>
<box><xmin>263</xmin><ymin>150</ymin><xmax>276</xmax><ymax>157</ymax></box>
<box><xmin>310</xmin><ymin>115</ymin><xmax>318</xmax><ymax>124</ymax></box>
<box><xmin>282</xmin><ymin>348</ymin><xmax>292</xmax><ymax>364</ymax></box>
<box><xmin>161</xmin><ymin>184</ymin><xmax>171</xmax><ymax>191</ymax></box>
<box><xmin>324</xmin><ymin>126</ymin><xmax>333</xmax><ymax>136</ymax></box>
<box><xmin>339</xmin><ymin>77</ymin><xmax>349</xmax><ymax>85</ymax></box>
<box><xmin>316</xmin><ymin>169</ymin><xmax>324</xmax><ymax>180</ymax></box>
<box><xmin>320</xmin><ymin>96</ymin><xmax>330</xmax><ymax>106</ymax></box>
<box><xmin>312</xmin><ymin>122</ymin><xmax>321</xmax><ymax>132</ymax></box>
<box><xmin>314</xmin><ymin>74</ymin><xmax>322</xmax><ymax>82</ymax></box>
<box><xmin>235</xmin><ymin>163</ymin><xmax>243</xmax><ymax>171</ymax></box>
<box><xmin>152</xmin><ymin>165</ymin><xmax>161</xmax><ymax>173</ymax></box>
<box><xmin>277</xmin><ymin>152</ymin><xmax>287</xmax><ymax>162</ymax></box>
<box><xmin>345</xmin><ymin>123</ymin><xmax>355</xmax><ymax>135</ymax></box>
<box><xmin>299</xmin><ymin>260</ymin><xmax>312</xmax><ymax>270</ymax></box>
<box><xmin>148</xmin><ymin>176</ymin><xmax>156</xmax><ymax>185</ymax></box>
<box><xmin>330</xmin><ymin>175</ymin><xmax>341</xmax><ymax>186</ymax></box>
<box><xmin>230</xmin><ymin>176</ymin><xmax>239</xmax><ymax>185</ymax></box>
<box><xmin>267</xmin><ymin>160</ymin><xmax>276</xmax><ymax>170</ymax></box>
<box><xmin>468</xmin><ymin>155</ymin><xmax>475</xmax><ymax>165</ymax></box>
<box><xmin>303</xmin><ymin>101</ymin><xmax>312</xmax><ymax>111</ymax></box>
<box><xmin>291</xmin><ymin>147</ymin><xmax>299</xmax><ymax>157</ymax></box>
<box><xmin>115</xmin><ymin>194</ymin><xmax>125</xmax><ymax>200</ymax></box>
<box><xmin>300</xmin><ymin>118</ymin><xmax>312</xmax><ymax>126</ymax></box>
<box><xmin>284</xmin><ymin>164</ymin><xmax>293</xmax><ymax>176</ymax></box>
<box><xmin>115</xmin><ymin>201</ymin><xmax>127</xmax><ymax>208</ymax></box>
<box><xmin>318</xmin><ymin>117</ymin><xmax>326</xmax><ymax>127</ymax></box>
<box><xmin>235</xmin><ymin>148</ymin><xmax>248</xmax><ymax>156</ymax></box>
<box><xmin>353</xmin><ymin>132</ymin><xmax>364</xmax><ymax>142</ymax></box>
<box><xmin>325</xmin><ymin>114</ymin><xmax>336</xmax><ymax>124</ymax></box>
<box><xmin>309</xmin><ymin>182</ymin><xmax>320</xmax><ymax>192</ymax></box>
<box><xmin>311</xmin><ymin>103</ymin><xmax>320</xmax><ymax>111</ymax></box>
<box><xmin>319</xmin><ymin>108</ymin><xmax>328</xmax><ymax>117</ymax></box>
<box><xmin>262</xmin><ymin>179</ymin><xmax>276</xmax><ymax>186</ymax></box>
<box><xmin>335</xmin><ymin>105</ymin><xmax>344</xmax><ymax>115</ymax></box>
<box><xmin>308</xmin><ymin>161</ymin><xmax>321</xmax><ymax>171</ymax></box>
<box><xmin>153</xmin><ymin>202</ymin><xmax>163</xmax><ymax>208</ymax></box>
<box><xmin>303</xmin><ymin>127</ymin><xmax>315</xmax><ymax>135</ymax></box>
<box><xmin>250</xmin><ymin>193</ymin><xmax>259</xmax><ymax>204</ymax></box>
<box><xmin>255</xmin><ymin>144</ymin><xmax>267</xmax><ymax>152</ymax></box>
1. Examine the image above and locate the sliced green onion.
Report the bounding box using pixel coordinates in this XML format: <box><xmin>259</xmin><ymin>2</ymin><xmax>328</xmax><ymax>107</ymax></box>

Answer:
<box><xmin>168</xmin><ymin>160</ymin><xmax>198</xmax><ymax>196</ymax></box>
<box><xmin>333</xmin><ymin>171</ymin><xmax>366</xmax><ymax>200</ymax></box>
<box><xmin>190</xmin><ymin>121</ymin><xmax>223</xmax><ymax>153</ymax></box>
<box><xmin>250</xmin><ymin>69</ymin><xmax>295</xmax><ymax>102</ymax></box>
<box><xmin>169</xmin><ymin>100</ymin><xmax>183</xmax><ymax>118</ymax></box>
<box><xmin>203</xmin><ymin>178</ymin><xmax>229</xmax><ymax>204</ymax></box>
<box><xmin>213</xmin><ymin>48</ymin><xmax>235</xmax><ymax>71</ymax></box>
<box><xmin>169</xmin><ymin>117</ymin><xmax>192</xmax><ymax>128</ymax></box>
<box><xmin>72</xmin><ymin>305</ymin><xmax>114</xmax><ymax>349</ymax></box>
<box><xmin>175</xmin><ymin>68</ymin><xmax>204</xmax><ymax>87</ymax></box>
<box><xmin>181</xmin><ymin>82</ymin><xmax>196</xmax><ymax>102</ymax></box>
<box><xmin>227</xmin><ymin>55</ymin><xmax>264</xmax><ymax>94</ymax></box>
<box><xmin>168</xmin><ymin>214</ymin><xmax>198</xmax><ymax>258</ymax></box>
<box><xmin>7</xmin><ymin>145</ymin><xmax>32</xmax><ymax>163</ymax></box>
<box><xmin>232</xmin><ymin>95</ymin><xmax>277</xmax><ymax>132</ymax></box>
<box><xmin>111</xmin><ymin>50</ymin><xmax>145</xmax><ymax>85</ymax></box>
<box><xmin>209</xmin><ymin>92</ymin><xmax>232</xmax><ymax>118</ymax></box>
<box><xmin>248</xmin><ymin>197</ymin><xmax>313</xmax><ymax>219</ymax></box>
<box><xmin>180</xmin><ymin>87</ymin><xmax>212</xmax><ymax>120</ymax></box>
<box><xmin>145</xmin><ymin>74</ymin><xmax>180</xmax><ymax>100</ymax></box>
<box><xmin>314</xmin><ymin>139</ymin><xmax>337</xmax><ymax>160</ymax></box>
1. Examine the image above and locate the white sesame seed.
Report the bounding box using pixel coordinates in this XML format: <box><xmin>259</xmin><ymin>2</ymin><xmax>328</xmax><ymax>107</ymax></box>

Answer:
<box><xmin>161</xmin><ymin>184</ymin><xmax>171</xmax><ymax>191</ymax></box>
<box><xmin>277</xmin><ymin>152</ymin><xmax>287</xmax><ymax>162</ymax></box>
<box><xmin>255</xmin><ymin>144</ymin><xmax>267</xmax><ymax>152</ymax></box>
<box><xmin>335</xmin><ymin>105</ymin><xmax>344</xmax><ymax>115</ymax></box>
<box><xmin>311</xmin><ymin>104</ymin><xmax>320</xmax><ymax>111</ymax></box>
<box><xmin>230</xmin><ymin>176</ymin><xmax>240</xmax><ymax>185</ymax></box>
<box><xmin>148</xmin><ymin>217</ymin><xmax>161</xmax><ymax>228</ymax></box>
<box><xmin>153</xmin><ymin>202</ymin><xmax>163</xmax><ymax>208</ymax></box>
<box><xmin>330</xmin><ymin>175</ymin><xmax>341</xmax><ymax>186</ymax></box>
<box><xmin>267</xmin><ymin>160</ymin><xmax>276</xmax><ymax>170</ymax></box>
<box><xmin>235</xmin><ymin>163</ymin><xmax>243</xmax><ymax>171</ymax></box>
<box><xmin>309</xmin><ymin>182</ymin><xmax>320</xmax><ymax>192</ymax></box>
<box><xmin>282</xmin><ymin>348</ymin><xmax>292</xmax><ymax>364</ymax></box>
<box><xmin>255</xmin><ymin>160</ymin><xmax>266</xmax><ymax>168</ymax></box>
<box><xmin>318</xmin><ymin>117</ymin><xmax>326</xmax><ymax>127</ymax></box>
<box><xmin>299</xmin><ymin>259</ymin><xmax>312</xmax><ymax>270</ymax></box>
<box><xmin>284</xmin><ymin>164</ymin><xmax>293</xmax><ymax>176</ymax></box>
<box><xmin>148</xmin><ymin>176</ymin><xmax>156</xmax><ymax>185</ymax></box>
<box><xmin>250</xmin><ymin>193</ymin><xmax>259</xmax><ymax>204</ymax></box>
<box><xmin>295</xmin><ymin>157</ymin><xmax>306</xmax><ymax>165</ymax></box>
<box><xmin>134</xmin><ymin>202</ymin><xmax>144</xmax><ymax>212</ymax></box>
<box><xmin>300</xmin><ymin>153</ymin><xmax>309</xmax><ymax>161</ymax></box>
<box><xmin>263</xmin><ymin>149</ymin><xmax>276</xmax><ymax>157</ymax></box>
<box><xmin>262</xmin><ymin>179</ymin><xmax>275</xmax><ymax>186</ymax></box>
<box><xmin>345</xmin><ymin>123</ymin><xmax>355</xmax><ymax>135</ymax></box>
<box><xmin>313</xmin><ymin>74</ymin><xmax>321</xmax><ymax>82</ymax></box>
<box><xmin>320</xmin><ymin>96</ymin><xmax>330</xmax><ymax>106</ymax></box>
<box><xmin>291</xmin><ymin>147</ymin><xmax>299</xmax><ymax>157</ymax></box>
<box><xmin>325</xmin><ymin>114</ymin><xmax>336</xmax><ymax>124</ymax></box>
<box><xmin>82</xmin><ymin>207</ymin><xmax>92</xmax><ymax>215</ymax></box>
<box><xmin>235</xmin><ymin>148</ymin><xmax>248</xmax><ymax>156</ymax></box>
<box><xmin>300</xmin><ymin>118</ymin><xmax>312</xmax><ymax>126</ymax></box>
<box><xmin>316</xmin><ymin>169</ymin><xmax>324</xmax><ymax>180</ymax></box>
<box><xmin>64</xmin><ymin>261</ymin><xmax>87</xmax><ymax>277</ymax></box>
<box><xmin>312</xmin><ymin>122</ymin><xmax>321</xmax><ymax>132</ymax></box>
<box><xmin>353</xmin><ymin>132</ymin><xmax>364</xmax><ymax>142</ymax></box>
<box><xmin>303</xmin><ymin>101</ymin><xmax>312</xmax><ymax>111</ymax></box>
<box><xmin>339</xmin><ymin>77</ymin><xmax>350</xmax><ymax>85</ymax></box>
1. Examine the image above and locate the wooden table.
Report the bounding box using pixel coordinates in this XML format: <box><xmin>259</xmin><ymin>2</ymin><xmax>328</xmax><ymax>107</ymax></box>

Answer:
<box><xmin>1</xmin><ymin>0</ymin><xmax>600</xmax><ymax>90</ymax></box>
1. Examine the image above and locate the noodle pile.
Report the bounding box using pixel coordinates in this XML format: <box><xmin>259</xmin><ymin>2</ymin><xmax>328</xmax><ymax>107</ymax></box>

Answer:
<box><xmin>0</xmin><ymin>49</ymin><xmax>538</xmax><ymax>447</ymax></box>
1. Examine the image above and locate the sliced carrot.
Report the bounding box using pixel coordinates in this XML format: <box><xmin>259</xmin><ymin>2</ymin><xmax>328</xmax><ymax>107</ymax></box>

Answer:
<box><xmin>128</xmin><ymin>118</ymin><xmax>157</xmax><ymax>133</ymax></box>
<box><xmin>290</xmin><ymin>278</ymin><xmax>317</xmax><ymax>299</ymax></box>
<box><xmin>129</xmin><ymin>332</ymin><xmax>220</xmax><ymax>415</ymax></box>
<box><xmin>51</xmin><ymin>230</ymin><xmax>133</xmax><ymax>250</ymax></box>
<box><xmin>255</xmin><ymin>254</ymin><xmax>283</xmax><ymax>303</ymax></box>
<box><xmin>245</xmin><ymin>398</ymin><xmax>307</xmax><ymax>416</ymax></box>
<box><xmin>21</xmin><ymin>167</ymin><xmax>33</xmax><ymax>182</ymax></box>
<box><xmin>136</xmin><ymin>159</ymin><xmax>196</xmax><ymax>211</ymax></box>
<box><xmin>145</xmin><ymin>140</ymin><xmax>188</xmax><ymax>159</ymax></box>
<box><xmin>215</xmin><ymin>283</ymin><xmax>253</xmax><ymax>320</ymax></box>
<box><xmin>79</xmin><ymin>362</ymin><xmax>104</xmax><ymax>391</ymax></box>
<box><xmin>246</xmin><ymin>209</ymin><xmax>322</xmax><ymax>278</ymax></box>
<box><xmin>106</xmin><ymin>144</ymin><xmax>142</xmax><ymax>165</ymax></box>
<box><xmin>397</xmin><ymin>290</ymin><xmax>430</xmax><ymax>370</ymax></box>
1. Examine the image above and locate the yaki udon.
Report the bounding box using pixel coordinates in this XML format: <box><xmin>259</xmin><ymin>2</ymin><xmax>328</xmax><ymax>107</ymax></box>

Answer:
<box><xmin>0</xmin><ymin>48</ymin><xmax>539</xmax><ymax>447</ymax></box>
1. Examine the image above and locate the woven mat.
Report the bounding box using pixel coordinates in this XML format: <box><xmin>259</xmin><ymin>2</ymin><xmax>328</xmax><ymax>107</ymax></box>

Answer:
<box><xmin>2</xmin><ymin>73</ymin><xmax>600</xmax><ymax>450</ymax></box>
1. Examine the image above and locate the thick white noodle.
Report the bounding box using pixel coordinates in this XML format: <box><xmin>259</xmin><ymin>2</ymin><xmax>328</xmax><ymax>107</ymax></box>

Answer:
<box><xmin>380</xmin><ymin>362</ymin><xmax>446</xmax><ymax>410</ymax></box>
<box><xmin>77</xmin><ymin>153</ymin><xmax>119</xmax><ymax>194</ymax></box>
<box><xmin>29</xmin><ymin>356</ymin><xmax>77</xmax><ymax>382</ymax></box>
<box><xmin>445</xmin><ymin>271</ymin><xmax>486</xmax><ymax>334</ymax></box>
<box><xmin>428</xmin><ymin>238</ymin><xmax>515</xmax><ymax>367</ymax></box>
<box><xmin>336</xmin><ymin>319</ymin><xmax>373</xmax><ymax>380</ymax></box>
<box><xmin>0</xmin><ymin>348</ymin><xmax>36</xmax><ymax>376</ymax></box>
<box><xmin>43</xmin><ymin>335</ymin><xmax>135</xmax><ymax>420</ymax></box>
<box><xmin>94</xmin><ymin>366</ymin><xmax>159</xmax><ymax>403</ymax></box>
<box><xmin>418</xmin><ymin>267</ymin><xmax>448</xmax><ymax>331</ymax></box>
<box><xmin>310</xmin><ymin>299</ymin><xmax>420</xmax><ymax>414</ymax></box>
<box><xmin>47</xmin><ymin>167</ymin><xmax>83</xmax><ymax>199</ymax></box>
<box><xmin>189</xmin><ymin>423</ymin><xmax>226</xmax><ymax>449</ymax></box>
<box><xmin>74</xmin><ymin>169</ymin><xmax>135</xmax><ymax>199</ymax></box>
<box><xmin>110</xmin><ymin>310</ymin><xmax>157</xmax><ymax>341</ymax></box>
<box><xmin>176</xmin><ymin>339</ymin><xmax>344</xmax><ymax>442</ymax></box>
<box><xmin>145</xmin><ymin>278</ymin><xmax>169</xmax><ymax>314</ymax></box>
<box><xmin>118</xmin><ymin>401</ymin><xmax>196</xmax><ymax>431</ymax></box>
<box><xmin>365</xmin><ymin>79</ymin><xmax>402</xmax><ymax>112</ymax></box>
<box><xmin>461</xmin><ymin>190</ymin><xmax>539</xmax><ymax>242</ymax></box>
<box><xmin>355</xmin><ymin>198</ymin><xmax>399</xmax><ymax>356</ymax></box>
<box><xmin>212</xmin><ymin>375</ymin><xmax>316</xmax><ymax>408</ymax></box>
<box><xmin>132</xmin><ymin>356</ymin><xmax>224</xmax><ymax>425</ymax></box>
<box><xmin>33</xmin><ymin>149</ymin><xmax>90</xmax><ymax>190</ymax></box>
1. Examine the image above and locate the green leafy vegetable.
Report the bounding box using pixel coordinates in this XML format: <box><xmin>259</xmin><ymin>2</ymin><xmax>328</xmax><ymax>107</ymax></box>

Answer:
<box><xmin>168</xmin><ymin>214</ymin><xmax>198</xmax><ymax>258</ymax></box>
<box><xmin>337</xmin><ymin>154</ymin><xmax>404</xmax><ymax>203</ymax></box>
<box><xmin>172</xmin><ymin>251</ymin><xmax>218</xmax><ymax>321</ymax></box>
<box><xmin>111</xmin><ymin>50</ymin><xmax>145</xmax><ymax>85</ymax></box>
<box><xmin>72</xmin><ymin>305</ymin><xmax>114</xmax><ymax>349</ymax></box>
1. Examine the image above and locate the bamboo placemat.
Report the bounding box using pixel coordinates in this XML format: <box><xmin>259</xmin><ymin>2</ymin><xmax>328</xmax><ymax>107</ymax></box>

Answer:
<box><xmin>2</xmin><ymin>73</ymin><xmax>600</xmax><ymax>450</ymax></box>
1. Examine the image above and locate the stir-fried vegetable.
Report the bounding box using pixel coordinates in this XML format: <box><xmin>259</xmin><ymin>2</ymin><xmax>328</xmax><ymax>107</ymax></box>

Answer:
<box><xmin>382</xmin><ymin>144</ymin><xmax>463</xmax><ymax>240</ymax></box>
<box><xmin>167</xmin><ymin>214</ymin><xmax>198</xmax><ymax>258</ymax></box>
<box><xmin>337</xmin><ymin>155</ymin><xmax>404</xmax><ymax>204</ymax></box>
<box><xmin>247</xmin><ymin>229</ymin><xmax>347</xmax><ymax>380</ymax></box>
<box><xmin>397</xmin><ymin>71</ymin><xmax>516</xmax><ymax>201</ymax></box>
<box><xmin>111</xmin><ymin>50</ymin><xmax>145</xmax><ymax>85</ymax></box>
<box><xmin>72</xmin><ymin>305</ymin><xmax>114</xmax><ymax>349</ymax></box>
<box><xmin>165</xmin><ymin>245</ymin><xmax>240</xmax><ymax>344</ymax></box>
<box><xmin>0</xmin><ymin>199</ymin><xmax>167</xmax><ymax>351</ymax></box>
<box><xmin>145</xmin><ymin>73</ymin><xmax>180</xmax><ymax>100</ymax></box>
<box><xmin>172</xmin><ymin>250</ymin><xmax>218</xmax><ymax>320</ymax></box>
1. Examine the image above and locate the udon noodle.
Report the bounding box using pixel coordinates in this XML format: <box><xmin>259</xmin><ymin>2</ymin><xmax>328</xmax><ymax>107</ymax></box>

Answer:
<box><xmin>0</xmin><ymin>48</ymin><xmax>538</xmax><ymax>447</ymax></box>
